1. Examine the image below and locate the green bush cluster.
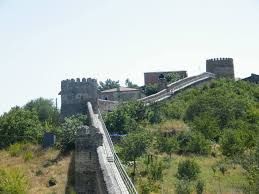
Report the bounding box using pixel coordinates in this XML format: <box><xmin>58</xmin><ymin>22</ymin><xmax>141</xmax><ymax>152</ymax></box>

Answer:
<box><xmin>8</xmin><ymin>142</ymin><xmax>35</xmax><ymax>162</ymax></box>
<box><xmin>0</xmin><ymin>168</ymin><xmax>28</xmax><ymax>194</ymax></box>
<box><xmin>0</xmin><ymin>98</ymin><xmax>60</xmax><ymax>148</ymax></box>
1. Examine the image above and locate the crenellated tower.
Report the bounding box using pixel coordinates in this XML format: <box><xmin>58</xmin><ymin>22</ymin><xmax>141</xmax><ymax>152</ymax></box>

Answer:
<box><xmin>206</xmin><ymin>58</ymin><xmax>235</xmax><ymax>79</ymax></box>
<box><xmin>59</xmin><ymin>78</ymin><xmax>98</xmax><ymax>118</ymax></box>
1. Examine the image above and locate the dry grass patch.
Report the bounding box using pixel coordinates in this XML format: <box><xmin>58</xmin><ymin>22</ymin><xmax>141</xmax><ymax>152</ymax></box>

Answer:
<box><xmin>0</xmin><ymin>144</ymin><xmax>73</xmax><ymax>194</ymax></box>
<box><xmin>147</xmin><ymin>120</ymin><xmax>188</xmax><ymax>134</ymax></box>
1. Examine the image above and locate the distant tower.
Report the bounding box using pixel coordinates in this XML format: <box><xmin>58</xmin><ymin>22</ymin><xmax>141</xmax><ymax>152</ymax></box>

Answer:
<box><xmin>206</xmin><ymin>58</ymin><xmax>235</xmax><ymax>79</ymax></box>
<box><xmin>59</xmin><ymin>78</ymin><xmax>98</xmax><ymax>118</ymax></box>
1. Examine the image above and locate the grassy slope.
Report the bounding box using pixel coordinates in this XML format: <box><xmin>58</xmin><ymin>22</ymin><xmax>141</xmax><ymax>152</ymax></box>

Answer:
<box><xmin>0</xmin><ymin>146</ymin><xmax>72</xmax><ymax>194</ymax></box>
<box><xmin>132</xmin><ymin>154</ymin><xmax>247</xmax><ymax>194</ymax></box>
<box><xmin>162</xmin><ymin>155</ymin><xmax>246</xmax><ymax>194</ymax></box>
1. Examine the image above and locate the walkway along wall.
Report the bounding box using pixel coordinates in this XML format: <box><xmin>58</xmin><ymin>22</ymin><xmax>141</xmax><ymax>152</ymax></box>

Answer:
<box><xmin>75</xmin><ymin>102</ymin><xmax>137</xmax><ymax>194</ymax></box>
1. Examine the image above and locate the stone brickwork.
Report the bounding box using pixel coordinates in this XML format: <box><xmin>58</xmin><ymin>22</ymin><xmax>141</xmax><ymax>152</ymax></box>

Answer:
<box><xmin>206</xmin><ymin>58</ymin><xmax>235</xmax><ymax>79</ymax></box>
<box><xmin>144</xmin><ymin>71</ymin><xmax>187</xmax><ymax>85</ymax></box>
<box><xmin>59</xmin><ymin>78</ymin><xmax>98</xmax><ymax>118</ymax></box>
<box><xmin>75</xmin><ymin>125</ymin><xmax>108</xmax><ymax>194</ymax></box>
<box><xmin>100</xmin><ymin>87</ymin><xmax>145</xmax><ymax>102</ymax></box>
<box><xmin>98</xmin><ymin>99</ymin><xmax>119</xmax><ymax>113</ymax></box>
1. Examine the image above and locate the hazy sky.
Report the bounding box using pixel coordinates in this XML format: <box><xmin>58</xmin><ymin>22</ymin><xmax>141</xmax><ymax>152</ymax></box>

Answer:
<box><xmin>0</xmin><ymin>0</ymin><xmax>259</xmax><ymax>114</ymax></box>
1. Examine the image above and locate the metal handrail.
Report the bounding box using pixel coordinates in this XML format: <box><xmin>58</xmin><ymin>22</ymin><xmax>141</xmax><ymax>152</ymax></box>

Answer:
<box><xmin>98</xmin><ymin>110</ymin><xmax>138</xmax><ymax>194</ymax></box>
<box><xmin>140</xmin><ymin>72</ymin><xmax>215</xmax><ymax>104</ymax></box>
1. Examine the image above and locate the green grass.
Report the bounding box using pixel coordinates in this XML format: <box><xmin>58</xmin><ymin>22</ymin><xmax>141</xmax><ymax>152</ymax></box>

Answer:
<box><xmin>130</xmin><ymin>154</ymin><xmax>247</xmax><ymax>194</ymax></box>
<box><xmin>0</xmin><ymin>167</ymin><xmax>28</xmax><ymax>194</ymax></box>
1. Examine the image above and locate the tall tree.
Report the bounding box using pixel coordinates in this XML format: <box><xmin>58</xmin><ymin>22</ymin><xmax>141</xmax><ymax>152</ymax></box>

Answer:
<box><xmin>98</xmin><ymin>79</ymin><xmax>120</xmax><ymax>91</ymax></box>
<box><xmin>24</xmin><ymin>98</ymin><xmax>59</xmax><ymax>125</ymax></box>
<box><xmin>125</xmin><ymin>78</ymin><xmax>139</xmax><ymax>88</ymax></box>
<box><xmin>120</xmin><ymin>130</ymin><xmax>151</xmax><ymax>182</ymax></box>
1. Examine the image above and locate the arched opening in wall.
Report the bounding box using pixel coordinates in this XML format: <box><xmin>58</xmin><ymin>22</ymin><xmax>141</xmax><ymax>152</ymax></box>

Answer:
<box><xmin>104</xmin><ymin>97</ymin><xmax>108</xmax><ymax>100</ymax></box>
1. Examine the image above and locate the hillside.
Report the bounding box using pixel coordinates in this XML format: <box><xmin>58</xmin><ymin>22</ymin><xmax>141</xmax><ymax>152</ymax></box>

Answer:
<box><xmin>105</xmin><ymin>79</ymin><xmax>259</xmax><ymax>193</ymax></box>
<box><xmin>0</xmin><ymin>143</ymin><xmax>74</xmax><ymax>194</ymax></box>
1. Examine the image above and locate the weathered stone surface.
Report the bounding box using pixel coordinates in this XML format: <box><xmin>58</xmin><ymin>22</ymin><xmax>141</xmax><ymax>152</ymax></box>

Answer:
<box><xmin>59</xmin><ymin>78</ymin><xmax>98</xmax><ymax>118</ymax></box>
<box><xmin>206</xmin><ymin>58</ymin><xmax>235</xmax><ymax>79</ymax></box>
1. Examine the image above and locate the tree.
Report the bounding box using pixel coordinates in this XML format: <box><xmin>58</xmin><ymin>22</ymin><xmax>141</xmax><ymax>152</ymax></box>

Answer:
<box><xmin>125</xmin><ymin>78</ymin><xmax>139</xmax><ymax>88</ymax></box>
<box><xmin>120</xmin><ymin>130</ymin><xmax>151</xmax><ymax>182</ymax></box>
<box><xmin>98</xmin><ymin>79</ymin><xmax>120</xmax><ymax>91</ymax></box>
<box><xmin>165</xmin><ymin>72</ymin><xmax>182</xmax><ymax>83</ymax></box>
<box><xmin>24</xmin><ymin>98</ymin><xmax>59</xmax><ymax>126</ymax></box>
<box><xmin>144</xmin><ymin>84</ymin><xmax>159</xmax><ymax>96</ymax></box>
<box><xmin>177</xmin><ymin>160</ymin><xmax>200</xmax><ymax>181</ymax></box>
<box><xmin>220</xmin><ymin>130</ymin><xmax>245</xmax><ymax>158</ymax></box>
<box><xmin>156</xmin><ymin>136</ymin><xmax>179</xmax><ymax>158</ymax></box>
<box><xmin>0</xmin><ymin>107</ymin><xmax>42</xmax><ymax>147</ymax></box>
<box><xmin>59</xmin><ymin>115</ymin><xmax>88</xmax><ymax>152</ymax></box>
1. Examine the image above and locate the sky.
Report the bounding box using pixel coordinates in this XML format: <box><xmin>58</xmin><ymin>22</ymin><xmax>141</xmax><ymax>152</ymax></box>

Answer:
<box><xmin>0</xmin><ymin>0</ymin><xmax>259</xmax><ymax>114</ymax></box>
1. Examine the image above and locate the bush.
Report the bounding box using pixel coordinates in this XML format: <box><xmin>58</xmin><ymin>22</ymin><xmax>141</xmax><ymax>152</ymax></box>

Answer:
<box><xmin>0</xmin><ymin>168</ymin><xmax>28</xmax><ymax>194</ymax></box>
<box><xmin>175</xmin><ymin>180</ymin><xmax>192</xmax><ymax>194</ymax></box>
<box><xmin>8</xmin><ymin>142</ymin><xmax>34</xmax><ymax>158</ymax></box>
<box><xmin>177</xmin><ymin>160</ymin><xmax>200</xmax><ymax>181</ymax></box>
<box><xmin>0</xmin><ymin>107</ymin><xmax>42</xmax><ymax>148</ymax></box>
<box><xmin>8</xmin><ymin>143</ymin><xmax>23</xmax><ymax>157</ymax></box>
<box><xmin>147</xmin><ymin>160</ymin><xmax>164</xmax><ymax>181</ymax></box>
<box><xmin>196</xmin><ymin>179</ymin><xmax>205</xmax><ymax>194</ymax></box>
<box><xmin>23</xmin><ymin>151</ymin><xmax>34</xmax><ymax>162</ymax></box>
<box><xmin>177</xmin><ymin>131</ymin><xmax>211</xmax><ymax>155</ymax></box>
<box><xmin>220</xmin><ymin>130</ymin><xmax>245</xmax><ymax>158</ymax></box>
<box><xmin>59</xmin><ymin>115</ymin><xmax>88</xmax><ymax>152</ymax></box>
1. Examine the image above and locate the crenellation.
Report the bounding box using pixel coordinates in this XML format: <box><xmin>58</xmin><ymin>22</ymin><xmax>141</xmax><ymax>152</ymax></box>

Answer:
<box><xmin>206</xmin><ymin>57</ymin><xmax>235</xmax><ymax>78</ymax></box>
<box><xmin>59</xmin><ymin>77</ymin><xmax>98</xmax><ymax>118</ymax></box>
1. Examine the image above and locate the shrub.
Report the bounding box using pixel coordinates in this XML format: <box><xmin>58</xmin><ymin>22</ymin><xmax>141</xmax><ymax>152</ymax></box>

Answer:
<box><xmin>177</xmin><ymin>160</ymin><xmax>200</xmax><ymax>181</ymax></box>
<box><xmin>8</xmin><ymin>142</ymin><xmax>34</xmax><ymax>158</ymax></box>
<box><xmin>196</xmin><ymin>179</ymin><xmax>205</xmax><ymax>194</ymax></box>
<box><xmin>23</xmin><ymin>151</ymin><xmax>34</xmax><ymax>162</ymax></box>
<box><xmin>177</xmin><ymin>131</ymin><xmax>211</xmax><ymax>155</ymax></box>
<box><xmin>147</xmin><ymin>160</ymin><xmax>164</xmax><ymax>181</ymax></box>
<box><xmin>220</xmin><ymin>130</ymin><xmax>245</xmax><ymax>158</ymax></box>
<box><xmin>0</xmin><ymin>168</ymin><xmax>28</xmax><ymax>194</ymax></box>
<box><xmin>8</xmin><ymin>143</ymin><xmax>23</xmax><ymax>157</ymax></box>
<box><xmin>175</xmin><ymin>180</ymin><xmax>192</xmax><ymax>194</ymax></box>
<box><xmin>59</xmin><ymin>115</ymin><xmax>88</xmax><ymax>152</ymax></box>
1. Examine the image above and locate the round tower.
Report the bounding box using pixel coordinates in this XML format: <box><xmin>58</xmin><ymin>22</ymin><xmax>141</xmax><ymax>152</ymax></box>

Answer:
<box><xmin>206</xmin><ymin>58</ymin><xmax>235</xmax><ymax>79</ymax></box>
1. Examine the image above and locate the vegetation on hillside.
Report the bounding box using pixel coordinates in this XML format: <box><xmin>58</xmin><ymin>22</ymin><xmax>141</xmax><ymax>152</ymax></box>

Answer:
<box><xmin>104</xmin><ymin>79</ymin><xmax>259</xmax><ymax>193</ymax></box>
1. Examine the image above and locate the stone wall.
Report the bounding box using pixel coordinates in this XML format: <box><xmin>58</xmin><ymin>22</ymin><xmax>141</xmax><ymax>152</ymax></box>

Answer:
<box><xmin>98</xmin><ymin>99</ymin><xmax>119</xmax><ymax>113</ymax></box>
<box><xmin>59</xmin><ymin>78</ymin><xmax>98</xmax><ymax>118</ymax></box>
<box><xmin>75</xmin><ymin>125</ymin><xmax>108</xmax><ymax>194</ymax></box>
<box><xmin>99</xmin><ymin>90</ymin><xmax>145</xmax><ymax>102</ymax></box>
<box><xmin>144</xmin><ymin>71</ymin><xmax>187</xmax><ymax>85</ymax></box>
<box><xmin>206</xmin><ymin>58</ymin><xmax>235</xmax><ymax>79</ymax></box>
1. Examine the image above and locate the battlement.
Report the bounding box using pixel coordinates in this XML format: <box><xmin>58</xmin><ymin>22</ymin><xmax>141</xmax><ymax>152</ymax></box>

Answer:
<box><xmin>206</xmin><ymin>58</ymin><xmax>233</xmax><ymax>63</ymax></box>
<box><xmin>61</xmin><ymin>78</ymin><xmax>97</xmax><ymax>90</ymax></box>
<box><xmin>206</xmin><ymin>58</ymin><xmax>234</xmax><ymax>78</ymax></box>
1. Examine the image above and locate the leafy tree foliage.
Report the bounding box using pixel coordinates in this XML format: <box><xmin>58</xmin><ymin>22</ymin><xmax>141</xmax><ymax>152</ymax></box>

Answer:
<box><xmin>156</xmin><ymin>136</ymin><xmax>179</xmax><ymax>158</ymax></box>
<box><xmin>177</xmin><ymin>159</ymin><xmax>200</xmax><ymax>181</ymax></box>
<box><xmin>104</xmin><ymin>101</ymin><xmax>148</xmax><ymax>134</ymax></box>
<box><xmin>144</xmin><ymin>84</ymin><xmax>159</xmax><ymax>96</ymax></box>
<box><xmin>165</xmin><ymin>72</ymin><xmax>182</xmax><ymax>83</ymax></box>
<box><xmin>125</xmin><ymin>78</ymin><xmax>139</xmax><ymax>88</ymax></box>
<box><xmin>177</xmin><ymin>131</ymin><xmax>211</xmax><ymax>155</ymax></box>
<box><xmin>24</xmin><ymin>97</ymin><xmax>59</xmax><ymax>125</ymax></box>
<box><xmin>59</xmin><ymin>115</ymin><xmax>88</xmax><ymax>152</ymax></box>
<box><xmin>120</xmin><ymin>130</ymin><xmax>151</xmax><ymax>181</ymax></box>
<box><xmin>98</xmin><ymin>79</ymin><xmax>120</xmax><ymax>91</ymax></box>
<box><xmin>0</xmin><ymin>107</ymin><xmax>42</xmax><ymax>147</ymax></box>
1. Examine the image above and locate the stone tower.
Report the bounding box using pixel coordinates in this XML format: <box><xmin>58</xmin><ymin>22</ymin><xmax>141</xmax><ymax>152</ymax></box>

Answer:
<box><xmin>206</xmin><ymin>58</ymin><xmax>235</xmax><ymax>79</ymax></box>
<box><xmin>59</xmin><ymin>78</ymin><xmax>98</xmax><ymax>118</ymax></box>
